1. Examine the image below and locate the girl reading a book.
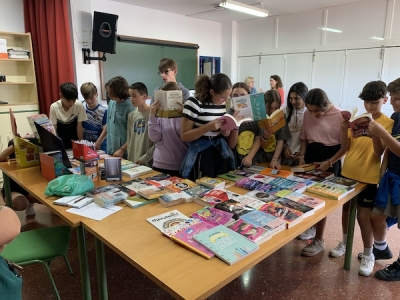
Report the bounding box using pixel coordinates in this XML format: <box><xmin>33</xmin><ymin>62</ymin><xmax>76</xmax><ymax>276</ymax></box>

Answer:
<box><xmin>269</xmin><ymin>75</ymin><xmax>284</xmax><ymax>105</ymax></box>
<box><xmin>231</xmin><ymin>82</ymin><xmax>263</xmax><ymax>168</ymax></box>
<box><xmin>180</xmin><ymin>73</ymin><xmax>238</xmax><ymax>179</ymax></box>
<box><xmin>259</xmin><ymin>90</ymin><xmax>291</xmax><ymax>169</ymax></box>
<box><xmin>297</xmin><ymin>88</ymin><xmax>346</xmax><ymax>257</ymax></box>
<box><xmin>148</xmin><ymin>82</ymin><xmax>189</xmax><ymax>177</ymax></box>
<box><xmin>282</xmin><ymin>82</ymin><xmax>308</xmax><ymax>167</ymax></box>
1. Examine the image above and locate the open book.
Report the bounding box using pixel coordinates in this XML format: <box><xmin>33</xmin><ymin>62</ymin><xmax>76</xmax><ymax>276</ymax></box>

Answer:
<box><xmin>257</xmin><ymin>108</ymin><xmax>286</xmax><ymax>133</ymax></box>
<box><xmin>153</xmin><ymin>90</ymin><xmax>183</xmax><ymax>118</ymax></box>
<box><xmin>219</xmin><ymin>114</ymin><xmax>252</xmax><ymax>131</ymax></box>
<box><xmin>341</xmin><ymin>107</ymin><xmax>372</xmax><ymax>138</ymax></box>
<box><xmin>231</xmin><ymin>92</ymin><xmax>266</xmax><ymax>121</ymax></box>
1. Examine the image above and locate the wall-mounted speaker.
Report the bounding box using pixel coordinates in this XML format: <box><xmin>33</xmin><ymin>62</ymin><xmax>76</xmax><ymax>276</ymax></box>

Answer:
<box><xmin>92</xmin><ymin>11</ymin><xmax>119</xmax><ymax>54</ymax></box>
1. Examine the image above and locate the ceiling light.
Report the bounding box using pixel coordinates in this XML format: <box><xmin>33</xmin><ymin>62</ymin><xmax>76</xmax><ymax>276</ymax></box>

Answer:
<box><xmin>370</xmin><ymin>36</ymin><xmax>384</xmax><ymax>41</ymax></box>
<box><xmin>319</xmin><ymin>26</ymin><xmax>342</xmax><ymax>33</ymax></box>
<box><xmin>219</xmin><ymin>1</ymin><xmax>269</xmax><ymax>17</ymax></box>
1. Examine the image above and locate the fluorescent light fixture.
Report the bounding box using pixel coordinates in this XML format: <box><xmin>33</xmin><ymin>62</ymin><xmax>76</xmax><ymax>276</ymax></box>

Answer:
<box><xmin>319</xmin><ymin>26</ymin><xmax>342</xmax><ymax>33</ymax></box>
<box><xmin>370</xmin><ymin>36</ymin><xmax>384</xmax><ymax>41</ymax></box>
<box><xmin>219</xmin><ymin>1</ymin><xmax>269</xmax><ymax>17</ymax></box>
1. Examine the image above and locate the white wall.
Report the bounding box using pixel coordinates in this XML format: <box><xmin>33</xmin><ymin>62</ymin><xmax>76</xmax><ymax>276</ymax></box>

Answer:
<box><xmin>236</xmin><ymin>0</ymin><xmax>400</xmax><ymax>117</ymax></box>
<box><xmin>0</xmin><ymin>0</ymin><xmax>24</xmax><ymax>32</ymax></box>
<box><xmin>69</xmin><ymin>0</ymin><xmax>223</xmax><ymax>99</ymax></box>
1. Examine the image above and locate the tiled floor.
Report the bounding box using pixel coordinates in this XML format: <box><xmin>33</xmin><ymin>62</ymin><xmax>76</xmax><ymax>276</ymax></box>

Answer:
<box><xmin>4</xmin><ymin>201</ymin><xmax>400</xmax><ymax>300</ymax></box>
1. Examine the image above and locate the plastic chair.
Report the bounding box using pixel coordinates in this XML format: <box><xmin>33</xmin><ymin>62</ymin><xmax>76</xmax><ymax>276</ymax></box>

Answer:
<box><xmin>1</xmin><ymin>226</ymin><xmax>73</xmax><ymax>300</ymax></box>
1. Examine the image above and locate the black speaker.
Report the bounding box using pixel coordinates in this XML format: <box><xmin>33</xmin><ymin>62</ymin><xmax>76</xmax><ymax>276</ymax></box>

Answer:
<box><xmin>92</xmin><ymin>11</ymin><xmax>119</xmax><ymax>54</ymax></box>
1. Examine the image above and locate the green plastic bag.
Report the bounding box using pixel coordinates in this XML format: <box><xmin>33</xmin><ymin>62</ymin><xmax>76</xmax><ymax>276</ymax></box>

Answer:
<box><xmin>45</xmin><ymin>174</ymin><xmax>95</xmax><ymax>196</ymax></box>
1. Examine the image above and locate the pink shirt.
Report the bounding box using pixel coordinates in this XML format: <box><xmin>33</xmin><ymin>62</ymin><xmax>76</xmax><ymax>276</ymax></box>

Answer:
<box><xmin>277</xmin><ymin>88</ymin><xmax>285</xmax><ymax>105</ymax></box>
<box><xmin>301</xmin><ymin>106</ymin><xmax>342</xmax><ymax>146</ymax></box>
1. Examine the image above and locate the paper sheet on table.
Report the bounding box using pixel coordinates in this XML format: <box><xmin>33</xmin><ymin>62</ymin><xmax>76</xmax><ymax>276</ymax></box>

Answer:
<box><xmin>66</xmin><ymin>202</ymin><xmax>122</xmax><ymax>221</ymax></box>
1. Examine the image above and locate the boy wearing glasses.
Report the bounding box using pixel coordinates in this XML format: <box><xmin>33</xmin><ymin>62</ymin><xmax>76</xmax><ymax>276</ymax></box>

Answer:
<box><xmin>150</xmin><ymin>58</ymin><xmax>190</xmax><ymax>104</ymax></box>
<box><xmin>329</xmin><ymin>81</ymin><xmax>393</xmax><ymax>277</ymax></box>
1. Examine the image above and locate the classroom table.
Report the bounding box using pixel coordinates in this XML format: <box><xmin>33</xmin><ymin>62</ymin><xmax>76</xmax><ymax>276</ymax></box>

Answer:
<box><xmin>82</xmin><ymin>180</ymin><xmax>366</xmax><ymax>300</ymax></box>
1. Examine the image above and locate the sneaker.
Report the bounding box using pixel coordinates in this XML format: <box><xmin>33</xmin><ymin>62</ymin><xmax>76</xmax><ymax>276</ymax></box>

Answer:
<box><xmin>357</xmin><ymin>245</ymin><xmax>393</xmax><ymax>260</ymax></box>
<box><xmin>25</xmin><ymin>203</ymin><xmax>35</xmax><ymax>216</ymax></box>
<box><xmin>329</xmin><ymin>241</ymin><xmax>346</xmax><ymax>258</ymax></box>
<box><xmin>359</xmin><ymin>254</ymin><xmax>375</xmax><ymax>276</ymax></box>
<box><xmin>297</xmin><ymin>227</ymin><xmax>316</xmax><ymax>240</ymax></box>
<box><xmin>301</xmin><ymin>238</ymin><xmax>325</xmax><ymax>257</ymax></box>
<box><xmin>375</xmin><ymin>260</ymin><xmax>400</xmax><ymax>281</ymax></box>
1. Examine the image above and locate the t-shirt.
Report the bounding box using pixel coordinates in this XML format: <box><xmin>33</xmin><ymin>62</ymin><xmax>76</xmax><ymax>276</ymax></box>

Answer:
<box><xmin>388</xmin><ymin>112</ymin><xmax>400</xmax><ymax>175</ymax></box>
<box><xmin>301</xmin><ymin>106</ymin><xmax>342</xmax><ymax>146</ymax></box>
<box><xmin>277</xmin><ymin>88</ymin><xmax>285</xmax><ymax>105</ymax></box>
<box><xmin>284</xmin><ymin>106</ymin><xmax>306</xmax><ymax>154</ymax></box>
<box><xmin>0</xmin><ymin>256</ymin><xmax>22</xmax><ymax>300</ymax></box>
<box><xmin>182</xmin><ymin>97</ymin><xmax>226</xmax><ymax>137</ymax></box>
<box><xmin>49</xmin><ymin>100</ymin><xmax>88</xmax><ymax>149</ymax></box>
<box><xmin>126</xmin><ymin>109</ymin><xmax>154</xmax><ymax>166</ymax></box>
<box><xmin>82</xmin><ymin>103</ymin><xmax>107</xmax><ymax>151</ymax></box>
<box><xmin>342</xmin><ymin>113</ymin><xmax>393</xmax><ymax>184</ymax></box>
<box><xmin>236</xmin><ymin>121</ymin><xmax>261</xmax><ymax>164</ymax></box>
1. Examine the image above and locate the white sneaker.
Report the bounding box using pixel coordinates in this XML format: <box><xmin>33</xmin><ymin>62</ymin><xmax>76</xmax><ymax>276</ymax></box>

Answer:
<box><xmin>297</xmin><ymin>227</ymin><xmax>316</xmax><ymax>240</ymax></box>
<box><xmin>301</xmin><ymin>238</ymin><xmax>326</xmax><ymax>257</ymax></box>
<box><xmin>359</xmin><ymin>254</ymin><xmax>375</xmax><ymax>276</ymax></box>
<box><xmin>25</xmin><ymin>203</ymin><xmax>35</xmax><ymax>216</ymax></box>
<box><xmin>329</xmin><ymin>241</ymin><xmax>346</xmax><ymax>258</ymax></box>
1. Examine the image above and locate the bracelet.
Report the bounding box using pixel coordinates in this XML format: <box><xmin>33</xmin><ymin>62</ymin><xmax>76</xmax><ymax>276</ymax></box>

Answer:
<box><xmin>327</xmin><ymin>159</ymin><xmax>333</xmax><ymax>168</ymax></box>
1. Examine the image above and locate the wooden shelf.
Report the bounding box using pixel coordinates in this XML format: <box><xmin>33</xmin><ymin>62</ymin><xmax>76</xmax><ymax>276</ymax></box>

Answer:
<box><xmin>0</xmin><ymin>82</ymin><xmax>35</xmax><ymax>85</ymax></box>
<box><xmin>0</xmin><ymin>102</ymin><xmax>38</xmax><ymax>106</ymax></box>
<box><xmin>0</xmin><ymin>58</ymin><xmax>31</xmax><ymax>62</ymax></box>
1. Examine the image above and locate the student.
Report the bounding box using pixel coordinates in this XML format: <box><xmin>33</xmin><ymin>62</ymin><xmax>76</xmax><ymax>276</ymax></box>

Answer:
<box><xmin>270</xmin><ymin>75</ymin><xmax>284</xmax><ymax>105</ymax></box>
<box><xmin>151</xmin><ymin>58</ymin><xmax>190</xmax><ymax>104</ymax></box>
<box><xmin>0</xmin><ymin>206</ymin><xmax>22</xmax><ymax>299</ymax></box>
<box><xmin>282</xmin><ymin>82</ymin><xmax>308</xmax><ymax>167</ymax></box>
<box><xmin>244</xmin><ymin>77</ymin><xmax>257</xmax><ymax>94</ymax></box>
<box><xmin>126</xmin><ymin>82</ymin><xmax>154</xmax><ymax>166</ymax></box>
<box><xmin>105</xmin><ymin>76</ymin><xmax>135</xmax><ymax>158</ymax></box>
<box><xmin>80</xmin><ymin>82</ymin><xmax>107</xmax><ymax>151</ymax></box>
<box><xmin>148</xmin><ymin>82</ymin><xmax>189</xmax><ymax>177</ymax></box>
<box><xmin>329</xmin><ymin>81</ymin><xmax>393</xmax><ymax>277</ymax></box>
<box><xmin>180</xmin><ymin>73</ymin><xmax>238</xmax><ymax>179</ymax></box>
<box><xmin>49</xmin><ymin>82</ymin><xmax>88</xmax><ymax>149</ymax></box>
<box><xmin>368</xmin><ymin>77</ymin><xmax>400</xmax><ymax>281</ymax></box>
<box><xmin>298</xmin><ymin>88</ymin><xmax>345</xmax><ymax>256</ymax></box>
<box><xmin>232</xmin><ymin>82</ymin><xmax>262</xmax><ymax>167</ymax></box>
<box><xmin>0</xmin><ymin>139</ymin><xmax>38</xmax><ymax>216</ymax></box>
<box><xmin>259</xmin><ymin>90</ymin><xmax>291</xmax><ymax>169</ymax></box>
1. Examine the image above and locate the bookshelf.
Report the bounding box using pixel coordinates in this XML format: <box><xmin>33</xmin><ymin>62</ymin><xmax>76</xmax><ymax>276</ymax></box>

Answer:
<box><xmin>0</xmin><ymin>31</ymin><xmax>39</xmax><ymax>149</ymax></box>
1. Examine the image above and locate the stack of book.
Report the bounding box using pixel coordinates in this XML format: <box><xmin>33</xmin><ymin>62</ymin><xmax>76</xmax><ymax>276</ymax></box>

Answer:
<box><xmin>7</xmin><ymin>48</ymin><xmax>30</xmax><ymax>59</ymax></box>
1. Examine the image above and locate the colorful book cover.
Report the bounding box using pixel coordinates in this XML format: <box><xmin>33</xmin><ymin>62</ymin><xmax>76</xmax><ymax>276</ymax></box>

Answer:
<box><xmin>217</xmin><ymin>173</ymin><xmax>245</xmax><ymax>182</ymax></box>
<box><xmin>230</xmin><ymin>169</ymin><xmax>255</xmax><ymax>177</ymax></box>
<box><xmin>231</xmin><ymin>92</ymin><xmax>266</xmax><ymax>121</ymax></box>
<box><xmin>118</xmin><ymin>178</ymin><xmax>153</xmax><ymax>193</ymax></box>
<box><xmin>245</xmin><ymin>190</ymin><xmax>279</xmax><ymax>203</ymax></box>
<box><xmin>87</xmin><ymin>184</ymin><xmax>129</xmax><ymax>207</ymax></box>
<box><xmin>191</xmin><ymin>207</ymin><xmax>234</xmax><ymax>226</ymax></box>
<box><xmin>161</xmin><ymin>218</ymin><xmax>200</xmax><ymax>237</ymax></box>
<box><xmin>306</xmin><ymin>182</ymin><xmax>354</xmax><ymax>200</ymax></box>
<box><xmin>146</xmin><ymin>209</ymin><xmax>190</xmax><ymax>232</ymax></box>
<box><xmin>274</xmin><ymin>198</ymin><xmax>314</xmax><ymax>218</ymax></box>
<box><xmin>184</xmin><ymin>185</ymin><xmax>212</xmax><ymax>198</ymax></box>
<box><xmin>122</xmin><ymin>165</ymin><xmax>153</xmax><ymax>178</ymax></box>
<box><xmin>258</xmin><ymin>108</ymin><xmax>286</xmax><ymax>133</ymax></box>
<box><xmin>259</xmin><ymin>201</ymin><xmax>304</xmax><ymax>228</ymax></box>
<box><xmin>145</xmin><ymin>173</ymin><xmax>171</xmax><ymax>181</ymax></box>
<box><xmin>268</xmin><ymin>177</ymin><xmax>299</xmax><ymax>190</ymax></box>
<box><xmin>214</xmin><ymin>199</ymin><xmax>255</xmax><ymax>220</ymax></box>
<box><xmin>171</xmin><ymin>221</ymin><xmax>216</xmax><ymax>259</ymax></box>
<box><xmin>193</xmin><ymin>225</ymin><xmax>259</xmax><ymax>265</ymax></box>
<box><xmin>235</xmin><ymin>177</ymin><xmax>263</xmax><ymax>190</ymax></box>
<box><xmin>239</xmin><ymin>209</ymin><xmax>287</xmax><ymax>234</ymax></box>
<box><xmin>285</xmin><ymin>192</ymin><xmax>325</xmax><ymax>211</ymax></box>
<box><xmin>196</xmin><ymin>177</ymin><xmax>226</xmax><ymax>189</ymax></box>
<box><xmin>158</xmin><ymin>191</ymin><xmax>192</xmax><ymax>207</ymax></box>
<box><xmin>166</xmin><ymin>178</ymin><xmax>197</xmax><ymax>192</ymax></box>
<box><xmin>304</xmin><ymin>169</ymin><xmax>334</xmax><ymax>180</ymax></box>
<box><xmin>323</xmin><ymin>176</ymin><xmax>359</xmax><ymax>187</ymax></box>
<box><xmin>227</xmin><ymin>219</ymin><xmax>271</xmax><ymax>244</ymax></box>
<box><xmin>248</xmin><ymin>173</ymin><xmax>276</xmax><ymax>183</ymax></box>
<box><xmin>290</xmin><ymin>163</ymin><xmax>316</xmax><ymax>173</ymax></box>
<box><xmin>260</xmin><ymin>168</ymin><xmax>293</xmax><ymax>178</ymax></box>
<box><xmin>194</xmin><ymin>189</ymin><xmax>241</xmax><ymax>207</ymax></box>
<box><xmin>270</xmin><ymin>189</ymin><xmax>293</xmax><ymax>198</ymax></box>
<box><xmin>138</xmin><ymin>186</ymin><xmax>174</xmax><ymax>200</ymax></box>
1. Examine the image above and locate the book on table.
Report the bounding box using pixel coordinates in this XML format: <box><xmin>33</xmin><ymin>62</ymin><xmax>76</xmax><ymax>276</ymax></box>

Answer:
<box><xmin>123</xmin><ymin>195</ymin><xmax>158</xmax><ymax>208</ymax></box>
<box><xmin>306</xmin><ymin>181</ymin><xmax>355</xmax><ymax>200</ymax></box>
<box><xmin>86</xmin><ymin>184</ymin><xmax>129</xmax><ymax>208</ymax></box>
<box><xmin>248</xmin><ymin>173</ymin><xmax>275</xmax><ymax>183</ymax></box>
<box><xmin>193</xmin><ymin>224</ymin><xmax>259</xmax><ymax>265</ymax></box>
<box><xmin>217</xmin><ymin>172</ymin><xmax>245</xmax><ymax>182</ymax></box>
<box><xmin>239</xmin><ymin>210</ymin><xmax>287</xmax><ymax>236</ymax></box>
<box><xmin>170</xmin><ymin>221</ymin><xmax>216</xmax><ymax>259</ymax></box>
<box><xmin>245</xmin><ymin>190</ymin><xmax>279</xmax><ymax>203</ymax></box>
<box><xmin>161</xmin><ymin>218</ymin><xmax>200</xmax><ymax>238</ymax></box>
<box><xmin>191</xmin><ymin>207</ymin><xmax>234</xmax><ymax>226</ymax></box>
<box><xmin>234</xmin><ymin>177</ymin><xmax>263</xmax><ymax>191</ymax></box>
<box><xmin>323</xmin><ymin>176</ymin><xmax>359</xmax><ymax>187</ymax></box>
<box><xmin>195</xmin><ymin>177</ymin><xmax>227</xmax><ymax>189</ymax></box>
<box><xmin>341</xmin><ymin>107</ymin><xmax>372</xmax><ymax>138</ymax></box>
<box><xmin>193</xmin><ymin>189</ymin><xmax>241</xmax><ymax>207</ymax></box>
<box><xmin>214</xmin><ymin>199</ymin><xmax>256</xmax><ymax>220</ymax></box>
<box><xmin>284</xmin><ymin>192</ymin><xmax>325</xmax><ymax>211</ymax></box>
<box><xmin>184</xmin><ymin>185</ymin><xmax>212</xmax><ymax>198</ymax></box>
<box><xmin>259</xmin><ymin>201</ymin><xmax>304</xmax><ymax>228</ymax></box>
<box><xmin>122</xmin><ymin>165</ymin><xmax>153</xmax><ymax>178</ymax></box>
<box><xmin>153</xmin><ymin>89</ymin><xmax>183</xmax><ymax>118</ymax></box>
<box><xmin>158</xmin><ymin>191</ymin><xmax>192</xmax><ymax>207</ymax></box>
<box><xmin>146</xmin><ymin>209</ymin><xmax>190</xmax><ymax>232</ymax></box>
<box><xmin>244</xmin><ymin>165</ymin><xmax>266</xmax><ymax>173</ymax></box>
<box><xmin>227</xmin><ymin>219</ymin><xmax>272</xmax><ymax>245</ymax></box>
<box><xmin>273</xmin><ymin>198</ymin><xmax>314</xmax><ymax>218</ymax></box>
<box><xmin>292</xmin><ymin>169</ymin><xmax>334</xmax><ymax>182</ymax></box>
<box><xmin>259</xmin><ymin>168</ymin><xmax>293</xmax><ymax>178</ymax></box>
<box><xmin>137</xmin><ymin>186</ymin><xmax>175</xmax><ymax>200</ymax></box>
<box><xmin>291</xmin><ymin>163</ymin><xmax>315</xmax><ymax>173</ymax></box>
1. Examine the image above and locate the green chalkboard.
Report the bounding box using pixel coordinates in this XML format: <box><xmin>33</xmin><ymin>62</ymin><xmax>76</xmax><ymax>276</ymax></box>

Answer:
<box><xmin>102</xmin><ymin>41</ymin><xmax>197</xmax><ymax>98</ymax></box>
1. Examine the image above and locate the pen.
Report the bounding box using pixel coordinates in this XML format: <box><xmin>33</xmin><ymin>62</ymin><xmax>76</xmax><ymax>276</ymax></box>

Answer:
<box><xmin>72</xmin><ymin>196</ymin><xmax>85</xmax><ymax>204</ymax></box>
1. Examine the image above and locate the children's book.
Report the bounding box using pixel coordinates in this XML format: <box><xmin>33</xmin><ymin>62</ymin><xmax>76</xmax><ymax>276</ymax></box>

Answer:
<box><xmin>170</xmin><ymin>221</ymin><xmax>216</xmax><ymax>259</ymax></box>
<box><xmin>196</xmin><ymin>177</ymin><xmax>226</xmax><ymax>189</ymax></box>
<box><xmin>153</xmin><ymin>90</ymin><xmax>183</xmax><ymax>118</ymax></box>
<box><xmin>191</xmin><ymin>207</ymin><xmax>234</xmax><ymax>226</ymax></box>
<box><xmin>341</xmin><ymin>107</ymin><xmax>373</xmax><ymax>138</ymax></box>
<box><xmin>235</xmin><ymin>177</ymin><xmax>263</xmax><ymax>191</ymax></box>
<box><xmin>123</xmin><ymin>195</ymin><xmax>158</xmax><ymax>208</ymax></box>
<box><xmin>193</xmin><ymin>225</ymin><xmax>259</xmax><ymax>265</ymax></box>
<box><xmin>291</xmin><ymin>163</ymin><xmax>315</xmax><ymax>173</ymax></box>
<box><xmin>118</xmin><ymin>178</ymin><xmax>153</xmax><ymax>193</ymax></box>
<box><xmin>231</xmin><ymin>92</ymin><xmax>266</xmax><ymax>122</ymax></box>
<box><xmin>165</xmin><ymin>178</ymin><xmax>197</xmax><ymax>192</ymax></box>
<box><xmin>158</xmin><ymin>191</ymin><xmax>192</xmax><ymax>207</ymax></box>
<box><xmin>245</xmin><ymin>190</ymin><xmax>279</xmax><ymax>203</ymax></box>
<box><xmin>306</xmin><ymin>181</ymin><xmax>355</xmax><ymax>200</ymax></box>
<box><xmin>145</xmin><ymin>173</ymin><xmax>171</xmax><ymax>181</ymax></box>
<box><xmin>227</xmin><ymin>219</ymin><xmax>272</xmax><ymax>244</ymax></box>
<box><xmin>193</xmin><ymin>189</ymin><xmax>242</xmax><ymax>207</ymax></box>
<box><xmin>217</xmin><ymin>172</ymin><xmax>245</xmax><ymax>182</ymax></box>
<box><xmin>161</xmin><ymin>218</ymin><xmax>200</xmax><ymax>238</ymax></box>
<box><xmin>323</xmin><ymin>176</ymin><xmax>359</xmax><ymax>187</ymax></box>
<box><xmin>137</xmin><ymin>186</ymin><xmax>174</xmax><ymax>200</ymax></box>
<box><xmin>53</xmin><ymin>195</ymin><xmax>94</xmax><ymax>208</ymax></box>
<box><xmin>260</xmin><ymin>168</ymin><xmax>293</xmax><ymax>178</ymax></box>
<box><xmin>214</xmin><ymin>199</ymin><xmax>255</xmax><ymax>220</ymax></box>
<box><xmin>274</xmin><ymin>198</ymin><xmax>314</xmax><ymax>218</ymax></box>
<box><xmin>269</xmin><ymin>177</ymin><xmax>300</xmax><ymax>190</ymax></box>
<box><xmin>27</xmin><ymin>113</ymin><xmax>57</xmax><ymax>140</ymax></box>
<box><xmin>219</xmin><ymin>114</ymin><xmax>253</xmax><ymax>131</ymax></box>
<box><xmin>259</xmin><ymin>201</ymin><xmax>304</xmax><ymax>228</ymax></box>
<box><xmin>248</xmin><ymin>173</ymin><xmax>275</xmax><ymax>183</ymax></box>
<box><xmin>146</xmin><ymin>209</ymin><xmax>190</xmax><ymax>232</ymax></box>
<box><xmin>239</xmin><ymin>210</ymin><xmax>287</xmax><ymax>236</ymax></box>
<box><xmin>230</xmin><ymin>169</ymin><xmax>256</xmax><ymax>177</ymax></box>
<box><xmin>86</xmin><ymin>184</ymin><xmax>129</xmax><ymax>208</ymax></box>
<box><xmin>122</xmin><ymin>165</ymin><xmax>153</xmax><ymax>178</ymax></box>
<box><xmin>257</xmin><ymin>108</ymin><xmax>286</xmax><ymax>133</ymax></box>
<box><xmin>184</xmin><ymin>185</ymin><xmax>212</xmax><ymax>198</ymax></box>
<box><xmin>285</xmin><ymin>192</ymin><xmax>325</xmax><ymax>211</ymax></box>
